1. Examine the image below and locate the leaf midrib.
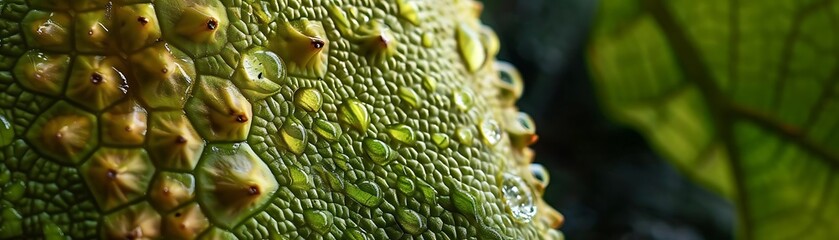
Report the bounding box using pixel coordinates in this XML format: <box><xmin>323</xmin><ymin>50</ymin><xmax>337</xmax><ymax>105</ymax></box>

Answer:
<box><xmin>640</xmin><ymin>0</ymin><xmax>839</xmax><ymax>239</ymax></box>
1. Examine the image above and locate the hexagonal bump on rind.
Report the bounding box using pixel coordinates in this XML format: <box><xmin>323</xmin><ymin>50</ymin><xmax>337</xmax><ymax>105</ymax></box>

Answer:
<box><xmin>349</xmin><ymin>20</ymin><xmax>398</xmax><ymax>63</ymax></box>
<box><xmin>101</xmin><ymin>100</ymin><xmax>148</xmax><ymax>147</ymax></box>
<box><xmin>74</xmin><ymin>10</ymin><xmax>113</xmax><ymax>54</ymax></box>
<box><xmin>157</xmin><ymin>0</ymin><xmax>229</xmax><ymax>57</ymax></box>
<box><xmin>114</xmin><ymin>3</ymin><xmax>162</xmax><ymax>53</ymax></box>
<box><xmin>21</xmin><ymin>10</ymin><xmax>73</xmax><ymax>51</ymax></box>
<box><xmin>129</xmin><ymin>43</ymin><xmax>197</xmax><ymax>109</ymax></box>
<box><xmin>268</xmin><ymin>18</ymin><xmax>329</xmax><ymax>78</ymax></box>
<box><xmin>101</xmin><ymin>202</ymin><xmax>161</xmax><ymax>240</ymax></box>
<box><xmin>81</xmin><ymin>148</ymin><xmax>155</xmax><ymax>212</ymax></box>
<box><xmin>148</xmin><ymin>171</ymin><xmax>196</xmax><ymax>212</ymax></box>
<box><xmin>186</xmin><ymin>76</ymin><xmax>252</xmax><ymax>142</ymax></box>
<box><xmin>13</xmin><ymin>50</ymin><xmax>71</xmax><ymax>96</ymax></box>
<box><xmin>25</xmin><ymin>101</ymin><xmax>98</xmax><ymax>164</ymax></box>
<box><xmin>66</xmin><ymin>55</ymin><xmax>129</xmax><ymax>111</ymax></box>
<box><xmin>147</xmin><ymin>111</ymin><xmax>205</xmax><ymax>171</ymax></box>
<box><xmin>232</xmin><ymin>48</ymin><xmax>286</xmax><ymax>101</ymax></box>
<box><xmin>162</xmin><ymin>202</ymin><xmax>210</xmax><ymax>239</ymax></box>
<box><xmin>195</xmin><ymin>143</ymin><xmax>278</xmax><ymax>229</ymax></box>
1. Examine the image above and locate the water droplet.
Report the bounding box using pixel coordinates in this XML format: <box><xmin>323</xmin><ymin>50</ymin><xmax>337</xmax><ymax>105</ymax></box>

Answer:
<box><xmin>280</xmin><ymin>119</ymin><xmax>308</xmax><ymax>155</ymax></box>
<box><xmin>342</xmin><ymin>228</ymin><xmax>369</xmax><ymax>240</ymax></box>
<box><xmin>452</xmin><ymin>90</ymin><xmax>473</xmax><ymax>111</ymax></box>
<box><xmin>288</xmin><ymin>167</ymin><xmax>312</xmax><ymax>190</ymax></box>
<box><xmin>0</xmin><ymin>206</ymin><xmax>23</xmax><ymax>237</ymax></box>
<box><xmin>431</xmin><ymin>133</ymin><xmax>449</xmax><ymax>149</ymax></box>
<box><xmin>421</xmin><ymin>32</ymin><xmax>434</xmax><ymax>48</ymax></box>
<box><xmin>0</xmin><ymin>115</ymin><xmax>13</xmax><ymax>147</ymax></box>
<box><xmin>233</xmin><ymin>48</ymin><xmax>285</xmax><ymax>100</ymax></box>
<box><xmin>363</xmin><ymin>138</ymin><xmax>394</xmax><ymax>165</ymax></box>
<box><xmin>422</xmin><ymin>76</ymin><xmax>437</xmax><ymax>92</ymax></box>
<box><xmin>42</xmin><ymin>221</ymin><xmax>64</xmax><ymax>240</ymax></box>
<box><xmin>416</xmin><ymin>180</ymin><xmax>438</xmax><ymax>205</ymax></box>
<box><xmin>456</xmin><ymin>23</ymin><xmax>486</xmax><ymax>72</ymax></box>
<box><xmin>455</xmin><ymin>127</ymin><xmax>473</xmax><ymax>146</ymax></box>
<box><xmin>346</xmin><ymin>181</ymin><xmax>383</xmax><ymax>207</ymax></box>
<box><xmin>396</xmin><ymin>208</ymin><xmax>427</xmax><ymax>235</ymax></box>
<box><xmin>398</xmin><ymin>86</ymin><xmax>421</xmax><ymax>108</ymax></box>
<box><xmin>387</xmin><ymin>124</ymin><xmax>416</xmax><ymax>145</ymax></box>
<box><xmin>452</xmin><ymin>189</ymin><xmax>477</xmax><ymax>216</ymax></box>
<box><xmin>304</xmin><ymin>209</ymin><xmax>334</xmax><ymax>234</ymax></box>
<box><xmin>313</xmin><ymin>119</ymin><xmax>341</xmax><ymax>142</ymax></box>
<box><xmin>502</xmin><ymin>173</ymin><xmax>537</xmax><ymax>223</ymax></box>
<box><xmin>294</xmin><ymin>88</ymin><xmax>323</xmax><ymax>112</ymax></box>
<box><xmin>397</xmin><ymin>176</ymin><xmax>416</xmax><ymax>194</ymax></box>
<box><xmin>479</xmin><ymin>117</ymin><xmax>502</xmax><ymax>146</ymax></box>
<box><xmin>338</xmin><ymin>99</ymin><xmax>371</xmax><ymax>132</ymax></box>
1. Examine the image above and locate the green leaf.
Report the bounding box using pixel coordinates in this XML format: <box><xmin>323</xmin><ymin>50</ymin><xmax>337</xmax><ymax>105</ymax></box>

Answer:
<box><xmin>588</xmin><ymin>0</ymin><xmax>839</xmax><ymax>239</ymax></box>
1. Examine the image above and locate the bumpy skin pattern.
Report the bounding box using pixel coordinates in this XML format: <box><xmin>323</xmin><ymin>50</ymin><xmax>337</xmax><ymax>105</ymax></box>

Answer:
<box><xmin>0</xmin><ymin>0</ymin><xmax>564</xmax><ymax>239</ymax></box>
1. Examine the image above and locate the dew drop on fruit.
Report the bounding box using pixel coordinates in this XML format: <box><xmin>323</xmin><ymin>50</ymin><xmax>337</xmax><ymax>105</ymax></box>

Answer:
<box><xmin>479</xmin><ymin>117</ymin><xmax>502</xmax><ymax>146</ymax></box>
<box><xmin>0</xmin><ymin>115</ymin><xmax>12</xmax><ymax>147</ymax></box>
<box><xmin>502</xmin><ymin>173</ymin><xmax>537</xmax><ymax>223</ymax></box>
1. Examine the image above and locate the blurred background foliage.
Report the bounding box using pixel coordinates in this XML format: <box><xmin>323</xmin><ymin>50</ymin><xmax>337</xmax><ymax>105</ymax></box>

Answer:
<box><xmin>479</xmin><ymin>0</ymin><xmax>737</xmax><ymax>239</ymax></box>
<box><xmin>480</xmin><ymin>0</ymin><xmax>839</xmax><ymax>239</ymax></box>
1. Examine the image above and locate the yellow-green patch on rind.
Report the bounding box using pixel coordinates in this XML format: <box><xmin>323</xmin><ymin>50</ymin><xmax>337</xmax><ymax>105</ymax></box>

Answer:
<box><xmin>186</xmin><ymin>76</ymin><xmax>252</xmax><ymax>142</ymax></box>
<box><xmin>350</xmin><ymin>21</ymin><xmax>398</xmax><ymax>63</ymax></box>
<box><xmin>156</xmin><ymin>0</ymin><xmax>229</xmax><ymax>57</ymax></box>
<box><xmin>162</xmin><ymin>203</ymin><xmax>210</xmax><ymax>239</ymax></box>
<box><xmin>130</xmin><ymin>43</ymin><xmax>197</xmax><ymax>109</ymax></box>
<box><xmin>148</xmin><ymin>171</ymin><xmax>196</xmax><ymax>212</ymax></box>
<box><xmin>114</xmin><ymin>4</ymin><xmax>162</xmax><ymax>53</ymax></box>
<box><xmin>25</xmin><ymin>101</ymin><xmax>98</xmax><ymax>164</ymax></box>
<box><xmin>195</xmin><ymin>143</ymin><xmax>278</xmax><ymax>229</ymax></box>
<box><xmin>81</xmin><ymin>148</ymin><xmax>155</xmax><ymax>211</ymax></box>
<box><xmin>101</xmin><ymin>202</ymin><xmax>161</xmax><ymax>240</ymax></box>
<box><xmin>66</xmin><ymin>55</ymin><xmax>129</xmax><ymax>111</ymax></box>
<box><xmin>101</xmin><ymin>101</ymin><xmax>148</xmax><ymax>146</ymax></box>
<box><xmin>21</xmin><ymin>10</ymin><xmax>73</xmax><ymax>51</ymax></box>
<box><xmin>74</xmin><ymin>10</ymin><xmax>113</xmax><ymax>54</ymax></box>
<box><xmin>268</xmin><ymin>18</ymin><xmax>329</xmax><ymax>78</ymax></box>
<box><xmin>147</xmin><ymin>111</ymin><xmax>205</xmax><ymax>170</ymax></box>
<box><xmin>13</xmin><ymin>51</ymin><xmax>71</xmax><ymax>96</ymax></box>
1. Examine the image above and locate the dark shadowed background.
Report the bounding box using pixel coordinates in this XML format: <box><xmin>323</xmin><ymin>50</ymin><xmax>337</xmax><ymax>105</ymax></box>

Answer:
<box><xmin>480</xmin><ymin>1</ymin><xmax>734</xmax><ymax>239</ymax></box>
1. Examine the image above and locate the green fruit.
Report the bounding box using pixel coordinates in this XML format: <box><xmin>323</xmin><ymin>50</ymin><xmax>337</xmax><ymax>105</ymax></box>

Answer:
<box><xmin>0</xmin><ymin>0</ymin><xmax>562</xmax><ymax>239</ymax></box>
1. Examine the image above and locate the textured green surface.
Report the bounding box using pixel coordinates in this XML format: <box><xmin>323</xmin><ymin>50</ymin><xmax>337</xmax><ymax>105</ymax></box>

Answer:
<box><xmin>0</xmin><ymin>0</ymin><xmax>562</xmax><ymax>239</ymax></box>
<box><xmin>589</xmin><ymin>0</ymin><xmax>839</xmax><ymax>239</ymax></box>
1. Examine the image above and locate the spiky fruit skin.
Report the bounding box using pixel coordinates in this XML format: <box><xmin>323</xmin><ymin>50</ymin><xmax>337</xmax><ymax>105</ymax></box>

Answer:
<box><xmin>0</xmin><ymin>0</ymin><xmax>563</xmax><ymax>239</ymax></box>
